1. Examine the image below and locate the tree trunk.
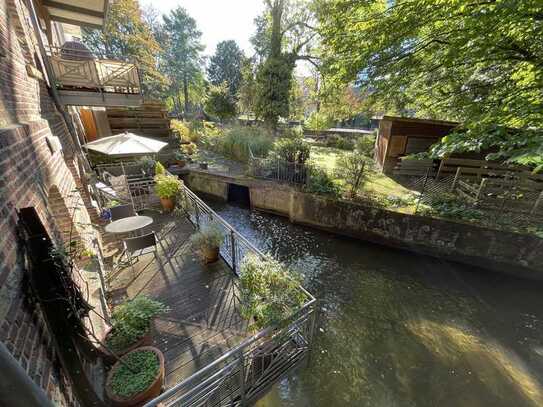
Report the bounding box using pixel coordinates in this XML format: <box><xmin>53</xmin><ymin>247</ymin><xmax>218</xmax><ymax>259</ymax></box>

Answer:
<box><xmin>183</xmin><ymin>73</ymin><xmax>190</xmax><ymax>117</ymax></box>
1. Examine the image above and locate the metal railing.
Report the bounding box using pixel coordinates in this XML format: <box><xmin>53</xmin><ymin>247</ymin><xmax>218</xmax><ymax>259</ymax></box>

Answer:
<box><xmin>143</xmin><ymin>184</ymin><xmax>317</xmax><ymax>407</ymax></box>
<box><xmin>46</xmin><ymin>45</ymin><xmax>142</xmax><ymax>94</ymax></box>
<box><xmin>248</xmin><ymin>148</ymin><xmax>309</xmax><ymax>185</ymax></box>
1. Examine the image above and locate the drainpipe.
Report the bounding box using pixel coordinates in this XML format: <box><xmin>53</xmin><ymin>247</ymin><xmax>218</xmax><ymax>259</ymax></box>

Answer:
<box><xmin>27</xmin><ymin>0</ymin><xmax>91</xmax><ymax>171</ymax></box>
<box><xmin>0</xmin><ymin>342</ymin><xmax>55</xmax><ymax>407</ymax></box>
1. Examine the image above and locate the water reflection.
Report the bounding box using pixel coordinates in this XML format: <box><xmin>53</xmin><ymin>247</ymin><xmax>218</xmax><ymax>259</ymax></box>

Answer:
<box><xmin>208</xmin><ymin>200</ymin><xmax>543</xmax><ymax>407</ymax></box>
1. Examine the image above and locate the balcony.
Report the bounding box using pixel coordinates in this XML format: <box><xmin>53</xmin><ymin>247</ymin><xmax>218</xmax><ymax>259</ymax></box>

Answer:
<box><xmin>93</xmin><ymin>166</ymin><xmax>317</xmax><ymax>406</ymax></box>
<box><xmin>47</xmin><ymin>45</ymin><xmax>144</xmax><ymax>107</ymax></box>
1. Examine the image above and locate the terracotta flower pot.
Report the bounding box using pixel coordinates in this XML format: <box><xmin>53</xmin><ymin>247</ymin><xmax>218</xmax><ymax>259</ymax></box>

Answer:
<box><xmin>175</xmin><ymin>160</ymin><xmax>186</xmax><ymax>168</ymax></box>
<box><xmin>99</xmin><ymin>326</ymin><xmax>152</xmax><ymax>365</ymax></box>
<box><xmin>160</xmin><ymin>197</ymin><xmax>175</xmax><ymax>212</ymax></box>
<box><xmin>106</xmin><ymin>346</ymin><xmax>165</xmax><ymax>407</ymax></box>
<box><xmin>202</xmin><ymin>246</ymin><xmax>220</xmax><ymax>264</ymax></box>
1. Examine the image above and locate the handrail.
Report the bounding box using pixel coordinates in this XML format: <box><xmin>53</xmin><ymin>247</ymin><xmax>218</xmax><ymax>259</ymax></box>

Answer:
<box><xmin>143</xmin><ymin>183</ymin><xmax>317</xmax><ymax>407</ymax></box>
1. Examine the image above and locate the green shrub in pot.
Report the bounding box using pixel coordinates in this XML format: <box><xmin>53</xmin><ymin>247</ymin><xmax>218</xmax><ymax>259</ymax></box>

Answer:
<box><xmin>189</xmin><ymin>223</ymin><xmax>225</xmax><ymax>264</ymax></box>
<box><xmin>238</xmin><ymin>254</ymin><xmax>306</xmax><ymax>331</ymax></box>
<box><xmin>154</xmin><ymin>174</ymin><xmax>182</xmax><ymax>211</ymax></box>
<box><xmin>106</xmin><ymin>296</ymin><xmax>168</xmax><ymax>354</ymax></box>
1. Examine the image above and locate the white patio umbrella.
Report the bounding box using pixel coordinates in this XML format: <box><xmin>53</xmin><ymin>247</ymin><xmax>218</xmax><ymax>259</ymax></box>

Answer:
<box><xmin>83</xmin><ymin>132</ymin><xmax>168</xmax><ymax>156</ymax></box>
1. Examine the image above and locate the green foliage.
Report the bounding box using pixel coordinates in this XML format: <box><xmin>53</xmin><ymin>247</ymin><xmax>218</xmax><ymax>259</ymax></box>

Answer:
<box><xmin>189</xmin><ymin>223</ymin><xmax>225</xmax><ymax>250</ymax></box>
<box><xmin>207</xmin><ymin>40</ymin><xmax>245</xmax><ymax>98</ymax></box>
<box><xmin>154</xmin><ymin>161</ymin><xmax>165</xmax><ymax>176</ymax></box>
<box><xmin>82</xmin><ymin>0</ymin><xmax>167</xmax><ymax>98</ymax></box>
<box><xmin>336</xmin><ymin>153</ymin><xmax>367</xmax><ymax>198</ymax></box>
<box><xmin>171</xmin><ymin>120</ymin><xmax>191</xmax><ymax>142</ymax></box>
<box><xmin>272</xmin><ymin>137</ymin><xmax>310</xmax><ymax>164</ymax></box>
<box><xmin>355</xmin><ymin>135</ymin><xmax>376</xmax><ymax>158</ymax></box>
<box><xmin>206</xmin><ymin>126</ymin><xmax>273</xmax><ymax>162</ymax></box>
<box><xmin>106</xmin><ymin>296</ymin><xmax>168</xmax><ymax>353</ymax></box>
<box><xmin>306</xmin><ymin>111</ymin><xmax>333</xmax><ymax>131</ymax></box>
<box><xmin>238</xmin><ymin>58</ymin><xmax>258</xmax><ymax>116</ymax></box>
<box><xmin>419</xmin><ymin>194</ymin><xmax>484</xmax><ymax>222</ymax></box>
<box><xmin>319</xmin><ymin>0</ymin><xmax>543</xmax><ymax>161</ymax></box>
<box><xmin>255</xmin><ymin>55</ymin><xmax>295</xmax><ymax>127</ymax></box>
<box><xmin>154</xmin><ymin>175</ymin><xmax>182</xmax><ymax>199</ymax></box>
<box><xmin>205</xmin><ymin>84</ymin><xmax>237</xmax><ymax>121</ymax></box>
<box><xmin>109</xmin><ymin>350</ymin><xmax>159</xmax><ymax>399</ymax></box>
<box><xmin>180</xmin><ymin>142</ymin><xmax>198</xmax><ymax>156</ymax></box>
<box><xmin>239</xmin><ymin>254</ymin><xmax>306</xmax><ymax>331</ymax></box>
<box><xmin>305</xmin><ymin>167</ymin><xmax>341</xmax><ymax>197</ymax></box>
<box><xmin>160</xmin><ymin>7</ymin><xmax>205</xmax><ymax>115</ymax></box>
<box><xmin>325</xmin><ymin>135</ymin><xmax>355</xmax><ymax>151</ymax></box>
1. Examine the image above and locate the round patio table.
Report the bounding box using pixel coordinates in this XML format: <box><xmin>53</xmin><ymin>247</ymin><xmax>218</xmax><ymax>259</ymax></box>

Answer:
<box><xmin>105</xmin><ymin>215</ymin><xmax>153</xmax><ymax>235</ymax></box>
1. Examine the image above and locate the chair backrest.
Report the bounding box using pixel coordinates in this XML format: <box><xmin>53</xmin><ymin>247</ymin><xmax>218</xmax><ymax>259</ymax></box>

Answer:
<box><xmin>124</xmin><ymin>232</ymin><xmax>157</xmax><ymax>254</ymax></box>
<box><xmin>110</xmin><ymin>204</ymin><xmax>135</xmax><ymax>221</ymax></box>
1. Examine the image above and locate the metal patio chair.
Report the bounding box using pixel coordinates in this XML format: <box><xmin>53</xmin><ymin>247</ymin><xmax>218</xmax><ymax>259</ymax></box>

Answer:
<box><xmin>122</xmin><ymin>232</ymin><xmax>158</xmax><ymax>273</ymax></box>
<box><xmin>110</xmin><ymin>204</ymin><xmax>136</xmax><ymax>221</ymax></box>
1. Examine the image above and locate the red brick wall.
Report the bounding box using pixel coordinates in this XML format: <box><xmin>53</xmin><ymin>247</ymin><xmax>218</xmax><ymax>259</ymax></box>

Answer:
<box><xmin>0</xmin><ymin>0</ymin><xmax>102</xmax><ymax>405</ymax></box>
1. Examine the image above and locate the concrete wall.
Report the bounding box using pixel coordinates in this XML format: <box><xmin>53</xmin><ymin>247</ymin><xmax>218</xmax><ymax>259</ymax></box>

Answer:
<box><xmin>187</xmin><ymin>171</ymin><xmax>543</xmax><ymax>279</ymax></box>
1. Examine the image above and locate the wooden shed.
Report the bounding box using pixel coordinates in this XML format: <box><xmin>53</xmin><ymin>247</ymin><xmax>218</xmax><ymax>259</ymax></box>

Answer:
<box><xmin>374</xmin><ymin>116</ymin><xmax>458</xmax><ymax>174</ymax></box>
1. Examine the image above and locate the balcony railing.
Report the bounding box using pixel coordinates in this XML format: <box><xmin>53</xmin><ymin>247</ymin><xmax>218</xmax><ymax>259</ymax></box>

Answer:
<box><xmin>143</xmin><ymin>185</ymin><xmax>317</xmax><ymax>407</ymax></box>
<box><xmin>91</xmin><ymin>163</ymin><xmax>317</xmax><ymax>406</ymax></box>
<box><xmin>46</xmin><ymin>45</ymin><xmax>142</xmax><ymax>97</ymax></box>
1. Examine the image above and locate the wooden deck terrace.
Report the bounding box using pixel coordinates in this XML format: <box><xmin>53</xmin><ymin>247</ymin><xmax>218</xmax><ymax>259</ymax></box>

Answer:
<box><xmin>106</xmin><ymin>210</ymin><xmax>251</xmax><ymax>388</ymax></box>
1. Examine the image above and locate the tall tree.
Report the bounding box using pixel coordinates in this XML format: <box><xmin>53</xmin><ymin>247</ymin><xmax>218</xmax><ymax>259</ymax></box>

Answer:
<box><xmin>83</xmin><ymin>0</ymin><xmax>167</xmax><ymax>99</ymax></box>
<box><xmin>319</xmin><ymin>0</ymin><xmax>543</xmax><ymax>165</ymax></box>
<box><xmin>254</xmin><ymin>0</ymin><xmax>319</xmax><ymax>127</ymax></box>
<box><xmin>207</xmin><ymin>40</ymin><xmax>244</xmax><ymax>99</ymax></box>
<box><xmin>238</xmin><ymin>58</ymin><xmax>258</xmax><ymax>117</ymax></box>
<box><xmin>160</xmin><ymin>7</ymin><xmax>205</xmax><ymax>117</ymax></box>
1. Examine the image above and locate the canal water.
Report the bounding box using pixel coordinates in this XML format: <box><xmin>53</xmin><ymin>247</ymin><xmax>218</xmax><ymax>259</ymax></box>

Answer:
<box><xmin>207</xmin><ymin>199</ymin><xmax>543</xmax><ymax>407</ymax></box>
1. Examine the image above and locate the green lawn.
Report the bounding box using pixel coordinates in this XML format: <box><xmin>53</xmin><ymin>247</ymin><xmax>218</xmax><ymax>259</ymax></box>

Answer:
<box><xmin>309</xmin><ymin>145</ymin><xmax>418</xmax><ymax>213</ymax></box>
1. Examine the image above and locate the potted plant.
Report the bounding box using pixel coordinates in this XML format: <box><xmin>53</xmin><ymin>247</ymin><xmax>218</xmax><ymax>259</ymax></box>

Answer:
<box><xmin>173</xmin><ymin>151</ymin><xmax>187</xmax><ymax>167</ymax></box>
<box><xmin>154</xmin><ymin>174</ymin><xmax>182</xmax><ymax>212</ymax></box>
<box><xmin>101</xmin><ymin>296</ymin><xmax>168</xmax><ymax>361</ymax></box>
<box><xmin>238</xmin><ymin>254</ymin><xmax>306</xmax><ymax>332</ymax></box>
<box><xmin>106</xmin><ymin>346</ymin><xmax>165</xmax><ymax>407</ymax></box>
<box><xmin>189</xmin><ymin>223</ymin><xmax>225</xmax><ymax>264</ymax></box>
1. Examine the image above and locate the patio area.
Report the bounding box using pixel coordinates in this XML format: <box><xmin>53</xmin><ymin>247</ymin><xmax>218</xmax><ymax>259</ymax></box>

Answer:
<box><xmin>105</xmin><ymin>210</ymin><xmax>251</xmax><ymax>388</ymax></box>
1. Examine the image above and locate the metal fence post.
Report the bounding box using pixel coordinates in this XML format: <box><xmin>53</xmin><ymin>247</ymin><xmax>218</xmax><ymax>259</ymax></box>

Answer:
<box><xmin>415</xmin><ymin>167</ymin><xmax>430</xmax><ymax>214</ymax></box>
<box><xmin>238</xmin><ymin>351</ymin><xmax>246</xmax><ymax>406</ymax></box>
<box><xmin>230</xmin><ymin>230</ymin><xmax>237</xmax><ymax>273</ymax></box>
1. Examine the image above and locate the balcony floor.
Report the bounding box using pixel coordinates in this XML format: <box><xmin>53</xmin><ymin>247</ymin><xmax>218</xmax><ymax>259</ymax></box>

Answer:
<box><xmin>106</xmin><ymin>211</ymin><xmax>250</xmax><ymax>388</ymax></box>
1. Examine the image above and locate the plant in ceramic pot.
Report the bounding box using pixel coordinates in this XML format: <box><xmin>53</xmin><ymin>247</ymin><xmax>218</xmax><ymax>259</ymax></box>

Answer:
<box><xmin>154</xmin><ymin>174</ymin><xmax>182</xmax><ymax>212</ymax></box>
<box><xmin>181</xmin><ymin>142</ymin><xmax>198</xmax><ymax>161</ymax></box>
<box><xmin>102</xmin><ymin>296</ymin><xmax>168</xmax><ymax>360</ymax></box>
<box><xmin>238</xmin><ymin>254</ymin><xmax>306</xmax><ymax>332</ymax></box>
<box><xmin>189</xmin><ymin>223</ymin><xmax>225</xmax><ymax>264</ymax></box>
<box><xmin>106</xmin><ymin>346</ymin><xmax>165</xmax><ymax>407</ymax></box>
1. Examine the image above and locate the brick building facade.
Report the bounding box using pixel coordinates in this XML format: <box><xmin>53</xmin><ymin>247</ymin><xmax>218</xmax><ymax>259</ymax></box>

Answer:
<box><xmin>0</xmin><ymin>0</ymin><xmax>108</xmax><ymax>405</ymax></box>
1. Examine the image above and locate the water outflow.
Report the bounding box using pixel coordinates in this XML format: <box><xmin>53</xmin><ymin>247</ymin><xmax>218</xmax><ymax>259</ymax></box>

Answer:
<box><xmin>207</xmin><ymin>199</ymin><xmax>543</xmax><ymax>407</ymax></box>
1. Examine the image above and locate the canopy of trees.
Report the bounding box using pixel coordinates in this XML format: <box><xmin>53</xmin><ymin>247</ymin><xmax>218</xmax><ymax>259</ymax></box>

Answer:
<box><xmin>207</xmin><ymin>40</ymin><xmax>244</xmax><ymax>99</ymax></box>
<box><xmin>318</xmin><ymin>0</ymin><xmax>543</xmax><ymax>163</ymax></box>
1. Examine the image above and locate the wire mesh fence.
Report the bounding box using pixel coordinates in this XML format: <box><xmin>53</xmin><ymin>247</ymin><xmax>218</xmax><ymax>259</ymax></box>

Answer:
<box><xmin>407</xmin><ymin>171</ymin><xmax>543</xmax><ymax>236</ymax></box>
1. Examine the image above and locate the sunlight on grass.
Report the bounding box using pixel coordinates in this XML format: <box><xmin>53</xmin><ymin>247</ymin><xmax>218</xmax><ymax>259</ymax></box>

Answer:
<box><xmin>310</xmin><ymin>145</ymin><xmax>417</xmax><ymax>212</ymax></box>
<box><xmin>407</xmin><ymin>320</ymin><xmax>543</xmax><ymax>407</ymax></box>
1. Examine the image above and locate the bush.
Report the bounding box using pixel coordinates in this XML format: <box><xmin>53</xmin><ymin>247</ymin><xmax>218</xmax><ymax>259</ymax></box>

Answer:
<box><xmin>171</xmin><ymin>120</ymin><xmax>191</xmax><ymax>142</ymax></box>
<box><xmin>106</xmin><ymin>296</ymin><xmax>168</xmax><ymax>353</ymax></box>
<box><xmin>154</xmin><ymin>175</ymin><xmax>182</xmax><ymax>199</ymax></box>
<box><xmin>180</xmin><ymin>142</ymin><xmax>198</xmax><ymax>156</ymax></box>
<box><xmin>210</xmin><ymin>126</ymin><xmax>273</xmax><ymax>162</ymax></box>
<box><xmin>272</xmin><ymin>137</ymin><xmax>310</xmax><ymax>164</ymax></box>
<box><xmin>355</xmin><ymin>135</ymin><xmax>376</xmax><ymax>157</ymax></box>
<box><xmin>336</xmin><ymin>153</ymin><xmax>367</xmax><ymax>198</ymax></box>
<box><xmin>305</xmin><ymin>167</ymin><xmax>341</xmax><ymax>196</ymax></box>
<box><xmin>325</xmin><ymin>134</ymin><xmax>355</xmax><ymax>150</ymax></box>
<box><xmin>109</xmin><ymin>349</ymin><xmax>159</xmax><ymax>399</ymax></box>
<box><xmin>306</xmin><ymin>111</ymin><xmax>333</xmax><ymax>130</ymax></box>
<box><xmin>239</xmin><ymin>254</ymin><xmax>306</xmax><ymax>330</ymax></box>
<box><xmin>205</xmin><ymin>83</ymin><xmax>237</xmax><ymax>121</ymax></box>
<box><xmin>420</xmin><ymin>193</ymin><xmax>484</xmax><ymax>221</ymax></box>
